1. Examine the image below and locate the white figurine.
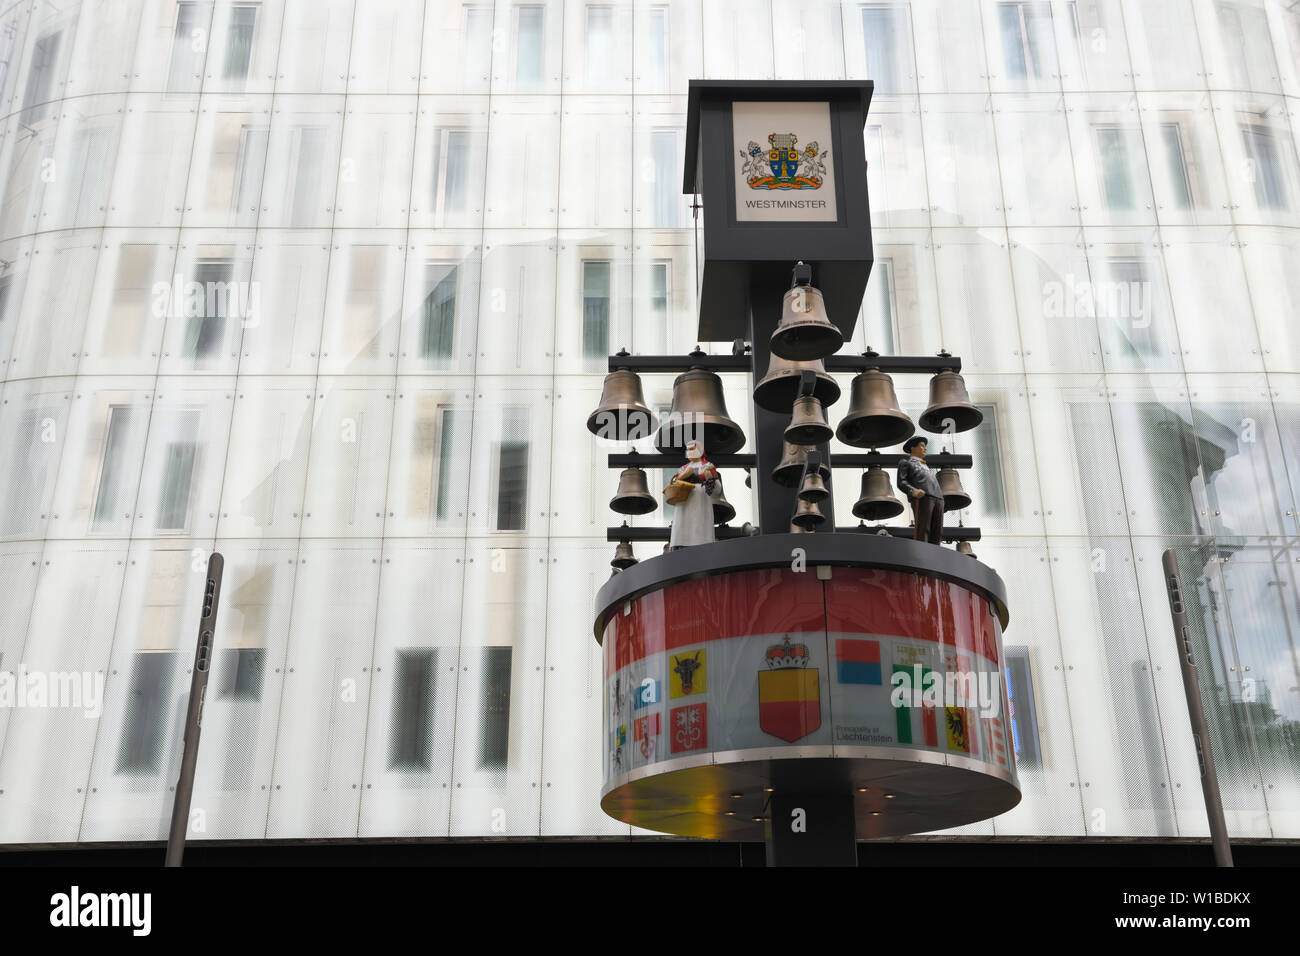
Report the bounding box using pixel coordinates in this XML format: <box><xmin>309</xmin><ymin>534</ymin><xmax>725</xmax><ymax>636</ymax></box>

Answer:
<box><xmin>666</xmin><ymin>439</ymin><xmax>719</xmax><ymax>549</ymax></box>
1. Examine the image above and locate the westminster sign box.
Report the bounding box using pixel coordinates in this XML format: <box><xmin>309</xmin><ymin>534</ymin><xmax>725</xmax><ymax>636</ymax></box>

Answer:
<box><xmin>684</xmin><ymin>80</ymin><xmax>874</xmax><ymax>341</ymax></box>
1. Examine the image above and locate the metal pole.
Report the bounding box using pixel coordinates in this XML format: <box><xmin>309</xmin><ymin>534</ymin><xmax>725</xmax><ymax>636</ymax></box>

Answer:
<box><xmin>164</xmin><ymin>552</ymin><xmax>223</xmax><ymax>867</ymax></box>
<box><xmin>1161</xmin><ymin>549</ymin><xmax>1233</xmax><ymax>867</ymax></box>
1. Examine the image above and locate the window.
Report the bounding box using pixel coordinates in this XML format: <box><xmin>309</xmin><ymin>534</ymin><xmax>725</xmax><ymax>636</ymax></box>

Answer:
<box><xmin>478</xmin><ymin>646</ymin><xmax>512</xmax><ymax>774</ymax></box>
<box><xmin>1094</xmin><ymin>125</ymin><xmax>1147</xmax><ymax>212</ymax></box>
<box><xmin>651</xmin><ymin>130</ymin><xmax>677</xmax><ymax>226</ymax></box>
<box><xmin>1160</xmin><ymin>123</ymin><xmax>1193</xmax><ymax>211</ymax></box>
<box><xmin>495</xmin><ymin>407</ymin><xmax>529</xmax><ymax>531</ymax></box>
<box><xmin>650</xmin><ymin>261</ymin><xmax>669</xmax><ymax>320</ymax></box>
<box><xmin>860</xmin><ymin>4</ymin><xmax>903</xmax><ymax>95</ymax></box>
<box><xmin>104</xmin><ymin>245</ymin><xmax>157</xmax><ymax>356</ymax></box>
<box><xmin>2</xmin><ymin>411</ymin><xmax>57</xmax><ymax>537</ymax></box>
<box><xmin>998</xmin><ymin>1</ymin><xmax>1056</xmax><ymax>83</ymax></box>
<box><xmin>222</xmin><ymin>4</ymin><xmax>257</xmax><ymax>82</ymax></box>
<box><xmin>582</xmin><ymin>260</ymin><xmax>611</xmax><ymax>359</ymax></box>
<box><xmin>645</xmin><ymin>5</ymin><xmax>668</xmax><ymax>91</ymax></box>
<box><xmin>1098</xmin><ymin>257</ymin><xmax>1169</xmax><ymax>360</ymax></box>
<box><xmin>586</xmin><ymin>4</ymin><xmax>615</xmax><ymax>86</ymax></box>
<box><xmin>183</xmin><ymin>258</ymin><xmax>233</xmax><ymax>360</ymax></box>
<box><xmin>91</xmin><ymin>406</ymin><xmax>142</xmax><ymax>532</ymax></box>
<box><xmin>971</xmin><ymin>403</ymin><xmax>1008</xmax><ymax>523</ymax></box>
<box><xmin>288</xmin><ymin>126</ymin><xmax>327</xmax><ymax>227</ymax></box>
<box><xmin>1004</xmin><ymin>646</ymin><xmax>1041</xmax><ymax>767</ymax></box>
<box><xmin>462</xmin><ymin>5</ymin><xmax>492</xmax><ymax>88</ymax></box>
<box><xmin>20</xmin><ymin>31</ymin><xmax>61</xmax><ymax>125</ymax></box>
<box><xmin>514</xmin><ymin>4</ymin><xmax>544</xmax><ymax>88</ymax></box>
<box><xmin>156</xmin><ymin>409</ymin><xmax>201</xmax><ymax>532</ymax></box>
<box><xmin>216</xmin><ymin>647</ymin><xmax>264</xmax><ymax>699</ymax></box>
<box><xmin>861</xmin><ymin>257</ymin><xmax>898</xmax><ymax>353</ymax></box>
<box><xmin>432</xmin><ymin>128</ymin><xmax>472</xmax><ymax>218</ymax></box>
<box><xmin>1241</xmin><ymin>125</ymin><xmax>1292</xmax><ymax>211</ymax></box>
<box><xmin>167</xmin><ymin>2</ymin><xmax>209</xmax><ymax>94</ymax></box>
<box><xmin>62</xmin><ymin>127</ymin><xmax>112</xmax><ymax>225</ymax></box>
<box><xmin>389</xmin><ymin>648</ymin><xmax>437</xmax><ymax>770</ymax></box>
<box><xmin>421</xmin><ymin>263</ymin><xmax>458</xmax><ymax>359</ymax></box>
<box><xmin>233</xmin><ymin>126</ymin><xmax>269</xmax><ymax>214</ymax></box>
<box><xmin>435</xmin><ymin>408</ymin><xmax>467</xmax><ymax>522</ymax></box>
<box><xmin>116</xmin><ymin>652</ymin><xmax>178</xmax><ymax>775</ymax></box>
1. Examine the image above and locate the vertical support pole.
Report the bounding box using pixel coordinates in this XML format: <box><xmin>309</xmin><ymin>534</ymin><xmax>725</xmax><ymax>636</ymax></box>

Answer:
<box><xmin>747</xmin><ymin>267</ymin><xmax>834</xmax><ymax>533</ymax></box>
<box><xmin>164</xmin><ymin>552</ymin><xmax>223</xmax><ymax>868</ymax></box>
<box><xmin>1161</xmin><ymin>549</ymin><xmax>1233</xmax><ymax>868</ymax></box>
<box><xmin>764</xmin><ymin>792</ymin><xmax>858</xmax><ymax>866</ymax></box>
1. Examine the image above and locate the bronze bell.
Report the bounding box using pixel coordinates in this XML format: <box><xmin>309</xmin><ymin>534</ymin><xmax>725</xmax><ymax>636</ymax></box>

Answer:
<box><xmin>770</xmin><ymin>283</ymin><xmax>843</xmax><ymax>361</ymax></box>
<box><xmin>956</xmin><ymin>540</ymin><xmax>977</xmax><ymax>558</ymax></box>
<box><xmin>798</xmin><ymin>470</ymin><xmax>828</xmax><ymax>503</ymax></box>
<box><xmin>791</xmin><ymin>498</ymin><xmax>826</xmax><ymax>530</ymax></box>
<box><xmin>852</xmin><ymin>465</ymin><xmax>904</xmax><ymax>521</ymax></box>
<box><xmin>610</xmin><ymin>465</ymin><xmax>657</xmax><ymax>516</ymax></box>
<box><xmin>919</xmin><ymin>370</ymin><xmax>983</xmax><ymax>434</ymax></box>
<box><xmin>937</xmin><ymin>467</ymin><xmax>972</xmax><ymax>511</ymax></box>
<box><xmin>656</xmin><ymin>365</ymin><xmax>746</xmax><ymax>455</ymax></box>
<box><xmin>753</xmin><ymin>351</ymin><xmax>841</xmax><ymax>413</ymax></box>
<box><xmin>784</xmin><ymin>395</ymin><xmax>833</xmax><ymax>446</ymax></box>
<box><xmin>835</xmin><ymin>369</ymin><xmax>915</xmax><ymax>449</ymax></box>
<box><xmin>711</xmin><ymin>478</ymin><xmax>737</xmax><ymax>524</ymax></box>
<box><xmin>789</xmin><ymin>520</ymin><xmax>810</xmax><ymax>534</ymax></box>
<box><xmin>772</xmin><ymin>440</ymin><xmax>831</xmax><ymax>488</ymax></box>
<box><xmin>611</xmin><ymin>540</ymin><xmax>637</xmax><ymax>570</ymax></box>
<box><xmin>586</xmin><ymin>364</ymin><xmax>657</xmax><ymax>441</ymax></box>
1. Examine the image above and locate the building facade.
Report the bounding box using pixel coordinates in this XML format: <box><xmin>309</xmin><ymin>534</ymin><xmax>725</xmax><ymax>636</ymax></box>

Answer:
<box><xmin>0</xmin><ymin>0</ymin><xmax>1296</xmax><ymax>846</ymax></box>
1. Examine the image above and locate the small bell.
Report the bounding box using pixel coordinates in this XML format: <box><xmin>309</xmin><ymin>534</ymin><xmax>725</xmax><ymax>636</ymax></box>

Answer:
<box><xmin>784</xmin><ymin>395</ymin><xmax>834</xmax><ymax>446</ymax></box>
<box><xmin>586</xmin><ymin>359</ymin><xmax>657</xmax><ymax>440</ymax></box>
<box><xmin>772</xmin><ymin>440</ymin><xmax>831</xmax><ymax>488</ymax></box>
<box><xmin>798</xmin><ymin>470</ymin><xmax>829</xmax><ymax>503</ymax></box>
<box><xmin>956</xmin><ymin>540</ymin><xmax>977</xmax><ymax>558</ymax></box>
<box><xmin>919</xmin><ymin>369</ymin><xmax>983</xmax><ymax>434</ymax></box>
<box><xmin>711</xmin><ymin>477</ymin><xmax>737</xmax><ymax>524</ymax></box>
<box><xmin>769</xmin><ymin>273</ymin><xmax>843</xmax><ymax>361</ymax></box>
<box><xmin>852</xmin><ymin>465</ymin><xmax>904</xmax><ymax>521</ymax></box>
<box><xmin>789</xmin><ymin>521</ymin><xmax>811</xmax><ymax>534</ymax></box>
<box><xmin>611</xmin><ymin>540</ymin><xmax>637</xmax><ymax>570</ymax></box>
<box><xmin>791</xmin><ymin>498</ymin><xmax>827</xmax><ymax>530</ymax></box>
<box><xmin>835</xmin><ymin>369</ymin><xmax>915</xmax><ymax>449</ymax></box>
<box><xmin>609</xmin><ymin>465</ymin><xmax>657</xmax><ymax>515</ymax></box>
<box><xmin>937</xmin><ymin>467</ymin><xmax>972</xmax><ymax>511</ymax></box>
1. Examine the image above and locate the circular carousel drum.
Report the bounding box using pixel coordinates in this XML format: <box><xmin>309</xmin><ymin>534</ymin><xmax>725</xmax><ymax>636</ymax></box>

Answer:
<box><xmin>593</xmin><ymin>534</ymin><xmax>1020</xmax><ymax>839</ymax></box>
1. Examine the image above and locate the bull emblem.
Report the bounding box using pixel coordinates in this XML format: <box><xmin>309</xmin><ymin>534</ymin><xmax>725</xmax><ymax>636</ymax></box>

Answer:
<box><xmin>673</xmin><ymin>652</ymin><xmax>703</xmax><ymax>694</ymax></box>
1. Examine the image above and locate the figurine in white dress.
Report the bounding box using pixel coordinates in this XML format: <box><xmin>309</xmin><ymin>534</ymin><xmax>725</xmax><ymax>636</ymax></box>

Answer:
<box><xmin>667</xmin><ymin>440</ymin><xmax>719</xmax><ymax>550</ymax></box>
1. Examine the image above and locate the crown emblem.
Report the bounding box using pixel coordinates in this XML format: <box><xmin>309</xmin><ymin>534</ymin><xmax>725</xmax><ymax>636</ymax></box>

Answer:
<box><xmin>765</xmin><ymin>636</ymin><xmax>809</xmax><ymax>669</ymax></box>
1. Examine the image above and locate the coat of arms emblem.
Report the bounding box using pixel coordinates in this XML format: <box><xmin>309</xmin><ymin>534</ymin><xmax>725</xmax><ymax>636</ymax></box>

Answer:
<box><xmin>739</xmin><ymin>133</ymin><xmax>829</xmax><ymax>190</ymax></box>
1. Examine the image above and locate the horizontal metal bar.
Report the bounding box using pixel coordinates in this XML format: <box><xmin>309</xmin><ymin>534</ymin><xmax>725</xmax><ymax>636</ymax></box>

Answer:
<box><xmin>607</xmin><ymin>354</ymin><xmax>753</xmax><ymax>372</ymax></box>
<box><xmin>607</xmin><ymin>453</ymin><xmax>973</xmax><ymax>469</ymax></box>
<box><xmin>607</xmin><ymin>525</ymin><xmax>982</xmax><ymax>542</ymax></box>
<box><xmin>607</xmin><ymin>353</ymin><xmax>962</xmax><ymax>374</ymax></box>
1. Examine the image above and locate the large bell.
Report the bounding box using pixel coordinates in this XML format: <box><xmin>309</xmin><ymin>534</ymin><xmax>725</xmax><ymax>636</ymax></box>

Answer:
<box><xmin>655</xmin><ymin>366</ymin><xmax>746</xmax><ymax>455</ymax></box>
<box><xmin>852</xmin><ymin>465</ymin><xmax>904</xmax><ymax>521</ymax></box>
<box><xmin>791</xmin><ymin>498</ymin><xmax>827</xmax><ymax>530</ymax></box>
<box><xmin>586</xmin><ymin>364</ymin><xmax>657</xmax><ymax>441</ymax></box>
<box><xmin>798</xmin><ymin>470</ymin><xmax>828</xmax><ymax>503</ymax></box>
<box><xmin>611</xmin><ymin>540</ymin><xmax>637</xmax><ymax>570</ymax></box>
<box><xmin>937</xmin><ymin>467</ymin><xmax>972</xmax><ymax>511</ymax></box>
<box><xmin>918</xmin><ymin>370</ymin><xmax>983</xmax><ymax>434</ymax></box>
<box><xmin>772</xmin><ymin>440</ymin><xmax>831</xmax><ymax>488</ymax></box>
<box><xmin>770</xmin><ymin>283</ymin><xmax>843</xmax><ymax>361</ymax></box>
<box><xmin>711</xmin><ymin>478</ymin><xmax>736</xmax><ymax>524</ymax></box>
<box><xmin>753</xmin><ymin>352</ymin><xmax>840</xmax><ymax>413</ymax></box>
<box><xmin>835</xmin><ymin>369</ymin><xmax>915</xmax><ymax>448</ymax></box>
<box><xmin>610</xmin><ymin>465</ymin><xmax>657</xmax><ymax>516</ymax></box>
<box><xmin>784</xmin><ymin>395</ymin><xmax>833</xmax><ymax>446</ymax></box>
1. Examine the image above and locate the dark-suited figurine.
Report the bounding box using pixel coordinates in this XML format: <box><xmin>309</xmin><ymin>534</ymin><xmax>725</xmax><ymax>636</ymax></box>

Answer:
<box><xmin>897</xmin><ymin>436</ymin><xmax>944</xmax><ymax>545</ymax></box>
